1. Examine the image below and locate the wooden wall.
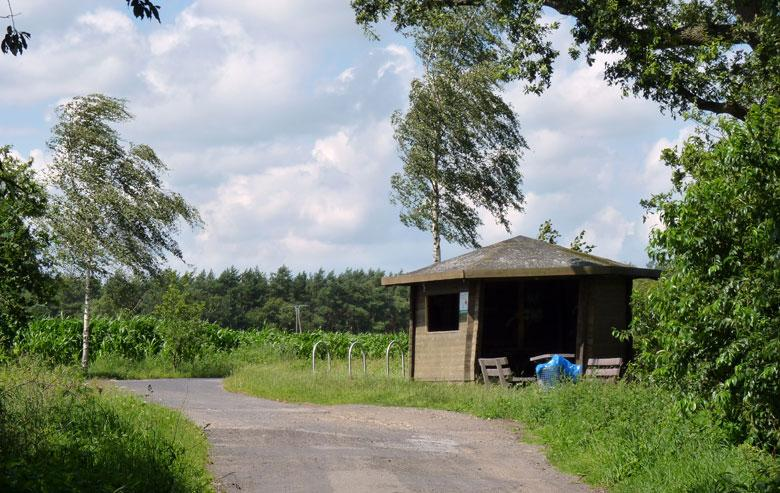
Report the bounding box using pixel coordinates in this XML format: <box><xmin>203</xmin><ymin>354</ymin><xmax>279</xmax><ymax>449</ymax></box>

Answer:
<box><xmin>576</xmin><ymin>276</ymin><xmax>631</xmax><ymax>365</ymax></box>
<box><xmin>411</xmin><ymin>280</ymin><xmax>481</xmax><ymax>381</ymax></box>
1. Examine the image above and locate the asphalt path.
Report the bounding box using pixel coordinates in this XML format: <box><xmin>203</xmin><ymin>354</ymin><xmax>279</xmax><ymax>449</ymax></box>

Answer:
<box><xmin>118</xmin><ymin>378</ymin><xmax>593</xmax><ymax>493</ymax></box>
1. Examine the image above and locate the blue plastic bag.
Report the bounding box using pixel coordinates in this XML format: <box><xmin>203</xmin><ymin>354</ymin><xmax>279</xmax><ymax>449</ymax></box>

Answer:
<box><xmin>535</xmin><ymin>354</ymin><xmax>581</xmax><ymax>387</ymax></box>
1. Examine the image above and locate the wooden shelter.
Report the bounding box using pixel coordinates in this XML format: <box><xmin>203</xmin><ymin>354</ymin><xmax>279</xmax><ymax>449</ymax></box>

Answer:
<box><xmin>381</xmin><ymin>235</ymin><xmax>660</xmax><ymax>382</ymax></box>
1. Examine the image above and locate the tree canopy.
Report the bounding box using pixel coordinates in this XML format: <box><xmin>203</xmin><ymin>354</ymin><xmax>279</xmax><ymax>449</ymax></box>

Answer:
<box><xmin>352</xmin><ymin>0</ymin><xmax>780</xmax><ymax>120</ymax></box>
<box><xmin>0</xmin><ymin>147</ymin><xmax>49</xmax><ymax>344</ymax></box>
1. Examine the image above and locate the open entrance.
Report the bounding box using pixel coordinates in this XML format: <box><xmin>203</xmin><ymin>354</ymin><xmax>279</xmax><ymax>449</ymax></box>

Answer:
<box><xmin>480</xmin><ymin>279</ymin><xmax>579</xmax><ymax>376</ymax></box>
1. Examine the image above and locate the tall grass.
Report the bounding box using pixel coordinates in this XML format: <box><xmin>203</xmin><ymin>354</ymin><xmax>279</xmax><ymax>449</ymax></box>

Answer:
<box><xmin>0</xmin><ymin>358</ymin><xmax>213</xmax><ymax>492</ymax></box>
<box><xmin>226</xmin><ymin>358</ymin><xmax>779</xmax><ymax>493</ymax></box>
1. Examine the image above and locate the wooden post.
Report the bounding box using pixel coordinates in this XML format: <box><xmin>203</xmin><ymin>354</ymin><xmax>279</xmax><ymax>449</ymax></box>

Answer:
<box><xmin>468</xmin><ymin>280</ymin><xmax>484</xmax><ymax>381</ymax></box>
<box><xmin>408</xmin><ymin>285</ymin><xmax>416</xmax><ymax>380</ymax></box>
<box><xmin>575</xmin><ymin>278</ymin><xmax>588</xmax><ymax>368</ymax></box>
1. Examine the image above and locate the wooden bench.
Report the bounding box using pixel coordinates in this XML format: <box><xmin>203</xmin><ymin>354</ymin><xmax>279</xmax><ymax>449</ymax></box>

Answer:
<box><xmin>478</xmin><ymin>357</ymin><xmax>535</xmax><ymax>387</ymax></box>
<box><xmin>585</xmin><ymin>357</ymin><xmax>623</xmax><ymax>380</ymax></box>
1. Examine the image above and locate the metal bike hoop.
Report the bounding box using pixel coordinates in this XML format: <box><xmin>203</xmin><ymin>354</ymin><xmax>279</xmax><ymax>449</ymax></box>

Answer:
<box><xmin>312</xmin><ymin>340</ymin><xmax>331</xmax><ymax>373</ymax></box>
<box><xmin>348</xmin><ymin>341</ymin><xmax>367</xmax><ymax>378</ymax></box>
<box><xmin>385</xmin><ymin>339</ymin><xmax>405</xmax><ymax>378</ymax></box>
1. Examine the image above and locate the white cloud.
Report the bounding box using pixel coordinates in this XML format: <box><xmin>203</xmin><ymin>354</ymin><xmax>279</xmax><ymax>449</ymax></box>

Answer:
<box><xmin>578</xmin><ymin>206</ymin><xmax>636</xmax><ymax>260</ymax></box>
<box><xmin>1</xmin><ymin>0</ymin><xmax>691</xmax><ymax>272</ymax></box>
<box><xmin>377</xmin><ymin>44</ymin><xmax>418</xmax><ymax>80</ymax></box>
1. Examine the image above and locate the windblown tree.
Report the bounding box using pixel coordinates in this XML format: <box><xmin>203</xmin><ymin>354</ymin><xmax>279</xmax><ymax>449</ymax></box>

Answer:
<box><xmin>391</xmin><ymin>9</ymin><xmax>526</xmax><ymax>262</ymax></box>
<box><xmin>45</xmin><ymin>94</ymin><xmax>202</xmax><ymax>370</ymax></box>
<box><xmin>0</xmin><ymin>147</ymin><xmax>49</xmax><ymax>345</ymax></box>
<box><xmin>353</xmin><ymin>0</ymin><xmax>779</xmax><ymax>120</ymax></box>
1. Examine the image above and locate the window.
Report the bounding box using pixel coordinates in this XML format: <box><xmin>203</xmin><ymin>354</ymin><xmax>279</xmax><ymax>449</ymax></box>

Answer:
<box><xmin>427</xmin><ymin>293</ymin><xmax>460</xmax><ymax>332</ymax></box>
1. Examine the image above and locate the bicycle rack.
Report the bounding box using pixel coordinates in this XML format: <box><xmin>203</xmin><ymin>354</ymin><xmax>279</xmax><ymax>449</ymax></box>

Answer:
<box><xmin>385</xmin><ymin>339</ymin><xmax>405</xmax><ymax>377</ymax></box>
<box><xmin>311</xmin><ymin>340</ymin><xmax>331</xmax><ymax>373</ymax></box>
<box><xmin>347</xmin><ymin>341</ymin><xmax>367</xmax><ymax>378</ymax></box>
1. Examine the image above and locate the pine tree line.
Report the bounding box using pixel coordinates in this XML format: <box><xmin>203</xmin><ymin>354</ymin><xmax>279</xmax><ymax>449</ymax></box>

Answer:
<box><xmin>35</xmin><ymin>266</ymin><xmax>409</xmax><ymax>333</ymax></box>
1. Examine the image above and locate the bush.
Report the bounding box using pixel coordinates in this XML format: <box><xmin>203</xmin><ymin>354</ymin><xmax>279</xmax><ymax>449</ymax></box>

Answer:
<box><xmin>632</xmin><ymin>100</ymin><xmax>780</xmax><ymax>452</ymax></box>
<box><xmin>0</xmin><ymin>359</ymin><xmax>212</xmax><ymax>492</ymax></box>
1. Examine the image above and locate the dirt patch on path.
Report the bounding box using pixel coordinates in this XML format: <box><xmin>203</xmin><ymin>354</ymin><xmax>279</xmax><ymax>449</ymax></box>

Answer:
<box><xmin>118</xmin><ymin>378</ymin><xmax>593</xmax><ymax>493</ymax></box>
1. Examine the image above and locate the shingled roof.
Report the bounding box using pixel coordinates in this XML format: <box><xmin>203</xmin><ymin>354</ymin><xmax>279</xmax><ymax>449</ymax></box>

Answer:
<box><xmin>382</xmin><ymin>235</ymin><xmax>660</xmax><ymax>286</ymax></box>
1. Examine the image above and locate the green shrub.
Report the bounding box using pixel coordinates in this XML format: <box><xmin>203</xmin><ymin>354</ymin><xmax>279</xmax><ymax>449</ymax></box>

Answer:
<box><xmin>0</xmin><ymin>358</ymin><xmax>212</xmax><ymax>492</ymax></box>
<box><xmin>632</xmin><ymin>100</ymin><xmax>780</xmax><ymax>452</ymax></box>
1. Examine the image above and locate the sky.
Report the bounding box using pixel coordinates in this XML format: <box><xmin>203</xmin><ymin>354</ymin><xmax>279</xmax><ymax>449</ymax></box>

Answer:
<box><xmin>0</xmin><ymin>0</ymin><xmax>690</xmax><ymax>274</ymax></box>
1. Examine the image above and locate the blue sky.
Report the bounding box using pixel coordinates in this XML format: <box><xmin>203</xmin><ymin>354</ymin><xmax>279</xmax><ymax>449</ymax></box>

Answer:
<box><xmin>0</xmin><ymin>0</ymin><xmax>689</xmax><ymax>273</ymax></box>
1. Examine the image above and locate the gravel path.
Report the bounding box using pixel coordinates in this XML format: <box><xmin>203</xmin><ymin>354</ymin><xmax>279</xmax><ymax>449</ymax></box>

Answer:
<box><xmin>118</xmin><ymin>378</ymin><xmax>592</xmax><ymax>493</ymax></box>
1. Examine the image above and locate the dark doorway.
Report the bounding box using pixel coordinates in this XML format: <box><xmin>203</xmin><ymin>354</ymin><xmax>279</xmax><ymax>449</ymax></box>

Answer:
<box><xmin>481</xmin><ymin>279</ymin><xmax>578</xmax><ymax>376</ymax></box>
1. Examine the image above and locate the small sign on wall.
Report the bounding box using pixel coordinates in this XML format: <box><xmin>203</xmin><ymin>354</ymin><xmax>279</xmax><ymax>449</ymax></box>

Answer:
<box><xmin>459</xmin><ymin>291</ymin><xmax>469</xmax><ymax>322</ymax></box>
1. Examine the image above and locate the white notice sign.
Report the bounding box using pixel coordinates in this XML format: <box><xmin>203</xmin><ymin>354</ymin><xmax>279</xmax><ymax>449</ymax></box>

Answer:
<box><xmin>459</xmin><ymin>291</ymin><xmax>469</xmax><ymax>314</ymax></box>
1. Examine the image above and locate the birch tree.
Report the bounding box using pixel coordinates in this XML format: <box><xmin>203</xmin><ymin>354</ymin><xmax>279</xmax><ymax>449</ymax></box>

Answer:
<box><xmin>46</xmin><ymin>94</ymin><xmax>202</xmax><ymax>369</ymax></box>
<box><xmin>391</xmin><ymin>9</ymin><xmax>526</xmax><ymax>263</ymax></box>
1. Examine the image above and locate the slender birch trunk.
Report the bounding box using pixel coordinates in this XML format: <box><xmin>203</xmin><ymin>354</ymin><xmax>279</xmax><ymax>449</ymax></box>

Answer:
<box><xmin>431</xmin><ymin>182</ymin><xmax>441</xmax><ymax>263</ymax></box>
<box><xmin>81</xmin><ymin>269</ymin><xmax>91</xmax><ymax>370</ymax></box>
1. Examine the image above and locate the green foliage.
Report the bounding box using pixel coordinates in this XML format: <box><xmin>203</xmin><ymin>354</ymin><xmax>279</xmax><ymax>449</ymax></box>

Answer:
<box><xmin>536</xmin><ymin>219</ymin><xmax>560</xmax><ymax>244</ymax></box>
<box><xmin>0</xmin><ymin>146</ymin><xmax>49</xmax><ymax>344</ymax></box>
<box><xmin>391</xmin><ymin>8</ymin><xmax>526</xmax><ymax>261</ymax></box>
<box><xmin>227</xmin><ymin>362</ymin><xmax>778</xmax><ymax>492</ymax></box>
<box><xmin>536</xmin><ymin>219</ymin><xmax>595</xmax><ymax>253</ymax></box>
<box><xmin>0</xmin><ymin>359</ymin><xmax>212</xmax><ymax>492</ymax></box>
<box><xmin>569</xmin><ymin>230</ymin><xmax>595</xmax><ymax>253</ymax></box>
<box><xmin>630</xmin><ymin>99</ymin><xmax>780</xmax><ymax>452</ymax></box>
<box><xmin>154</xmin><ymin>285</ymin><xmax>210</xmax><ymax>368</ymax></box>
<box><xmin>353</xmin><ymin>0</ymin><xmax>779</xmax><ymax>120</ymax></box>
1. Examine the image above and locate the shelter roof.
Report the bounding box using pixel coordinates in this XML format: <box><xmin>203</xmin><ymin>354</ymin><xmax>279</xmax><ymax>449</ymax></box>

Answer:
<box><xmin>381</xmin><ymin>235</ymin><xmax>660</xmax><ymax>286</ymax></box>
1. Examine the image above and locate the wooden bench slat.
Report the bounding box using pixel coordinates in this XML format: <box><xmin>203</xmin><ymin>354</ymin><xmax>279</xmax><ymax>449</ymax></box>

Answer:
<box><xmin>586</xmin><ymin>367</ymin><xmax>621</xmax><ymax>377</ymax></box>
<box><xmin>484</xmin><ymin>368</ymin><xmax>513</xmax><ymax>377</ymax></box>
<box><xmin>587</xmin><ymin>357</ymin><xmax>623</xmax><ymax>366</ymax></box>
<box><xmin>479</xmin><ymin>357</ymin><xmax>509</xmax><ymax>365</ymax></box>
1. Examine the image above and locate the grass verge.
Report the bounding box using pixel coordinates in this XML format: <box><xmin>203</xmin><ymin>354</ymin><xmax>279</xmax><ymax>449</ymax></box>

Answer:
<box><xmin>0</xmin><ymin>358</ymin><xmax>213</xmax><ymax>492</ymax></box>
<box><xmin>87</xmin><ymin>344</ymin><xmax>276</xmax><ymax>380</ymax></box>
<box><xmin>226</xmin><ymin>358</ymin><xmax>779</xmax><ymax>493</ymax></box>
